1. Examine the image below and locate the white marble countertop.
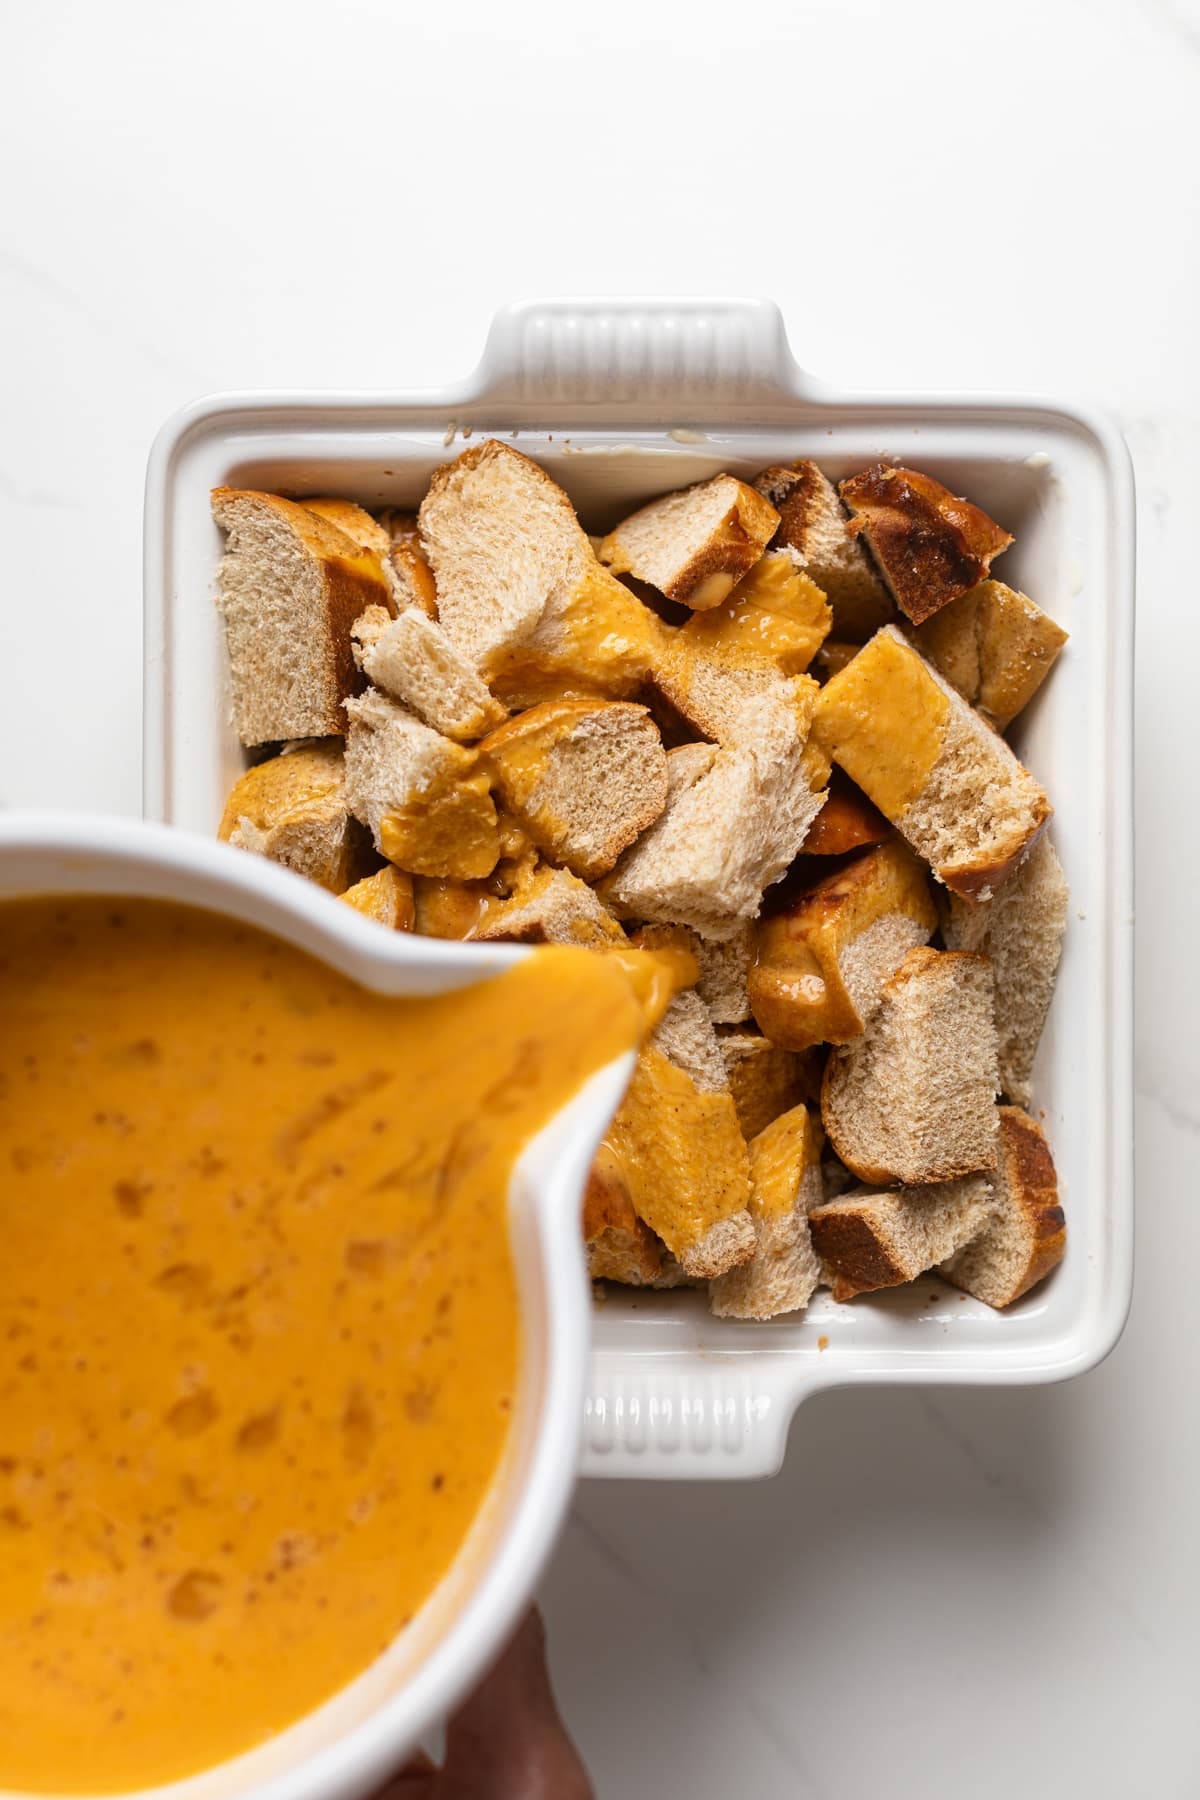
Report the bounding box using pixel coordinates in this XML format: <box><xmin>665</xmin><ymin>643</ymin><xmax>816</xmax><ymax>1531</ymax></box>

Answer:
<box><xmin>2</xmin><ymin>1</ymin><xmax>1195</xmax><ymax>1793</ymax></box>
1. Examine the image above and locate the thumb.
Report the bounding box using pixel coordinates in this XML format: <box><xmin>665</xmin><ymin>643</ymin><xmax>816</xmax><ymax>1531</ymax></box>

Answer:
<box><xmin>438</xmin><ymin>1609</ymin><xmax>593</xmax><ymax>1799</ymax></box>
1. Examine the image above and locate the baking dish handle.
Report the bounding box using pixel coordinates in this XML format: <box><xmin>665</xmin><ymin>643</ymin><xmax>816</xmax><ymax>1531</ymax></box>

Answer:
<box><xmin>581</xmin><ymin>1358</ymin><xmax>817</xmax><ymax>1481</ymax></box>
<box><xmin>474</xmin><ymin>298</ymin><xmax>811</xmax><ymax>410</ymax></box>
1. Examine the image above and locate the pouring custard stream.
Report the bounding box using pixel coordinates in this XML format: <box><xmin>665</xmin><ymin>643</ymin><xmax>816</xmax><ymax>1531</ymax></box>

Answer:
<box><xmin>0</xmin><ymin>897</ymin><xmax>647</xmax><ymax>1793</ymax></box>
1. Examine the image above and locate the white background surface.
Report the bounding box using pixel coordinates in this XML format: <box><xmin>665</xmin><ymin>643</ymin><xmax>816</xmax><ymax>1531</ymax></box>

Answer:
<box><xmin>1</xmin><ymin>2</ymin><xmax>1195</xmax><ymax>1795</ymax></box>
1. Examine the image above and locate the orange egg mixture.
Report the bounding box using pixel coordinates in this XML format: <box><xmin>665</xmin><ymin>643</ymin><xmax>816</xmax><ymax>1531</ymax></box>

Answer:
<box><xmin>0</xmin><ymin>897</ymin><xmax>642</xmax><ymax>1792</ymax></box>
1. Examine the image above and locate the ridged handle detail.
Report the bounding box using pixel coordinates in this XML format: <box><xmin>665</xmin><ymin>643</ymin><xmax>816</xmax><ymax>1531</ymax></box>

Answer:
<box><xmin>478</xmin><ymin>298</ymin><xmax>801</xmax><ymax>406</ymax></box>
<box><xmin>581</xmin><ymin>1361</ymin><xmax>808</xmax><ymax>1480</ymax></box>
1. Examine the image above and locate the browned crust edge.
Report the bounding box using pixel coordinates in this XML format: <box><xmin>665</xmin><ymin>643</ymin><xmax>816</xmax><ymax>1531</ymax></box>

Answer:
<box><xmin>808</xmin><ymin>1205</ymin><xmax>906</xmax><ymax>1299</ymax></box>
<box><xmin>839</xmin><ymin>465</ymin><xmax>1013</xmax><ymax>625</ymax></box>
<box><xmin>937</xmin><ymin>799</ymin><xmax>1053</xmax><ymax>900</ymax></box>
<box><xmin>996</xmin><ymin>1106</ymin><xmax>1065</xmax><ymax>1304</ymax></box>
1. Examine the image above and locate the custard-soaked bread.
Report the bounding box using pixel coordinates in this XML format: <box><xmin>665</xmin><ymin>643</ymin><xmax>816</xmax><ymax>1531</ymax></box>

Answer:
<box><xmin>481</xmin><ymin>699</ymin><xmax>668</xmax><ymax>881</ymax></box>
<box><xmin>583</xmin><ymin>1147</ymin><xmax>679</xmax><ymax>1287</ymax></box>
<box><xmin>810</xmin><ymin>1174</ymin><xmax>996</xmax><ymax>1301</ymax></box>
<box><xmin>343</xmin><ymin>689</ymin><xmax>500</xmax><ymax>880</ymax></box>
<box><xmin>218</xmin><ymin>742</ymin><xmax>365</xmax><ymax>894</ymax></box>
<box><xmin>908</xmin><ymin>579</ymin><xmax>1068</xmax><ymax>731</ymax></box>
<box><xmin>473</xmin><ymin>863</ymin><xmax>625</xmax><ymax>947</ymax></box>
<box><xmin>418</xmin><ymin>440</ymin><xmax>657</xmax><ymax>704</ymax></box>
<box><xmin>676</xmin><ymin>551</ymin><xmax>831</xmax><ymax>673</ymax></box>
<box><xmin>812</xmin><ymin>626</ymin><xmax>1051</xmax><ymax>899</ymax></box>
<box><xmin>339</xmin><ymin>864</ymin><xmax>415</xmax><ymax>930</ymax></box>
<box><xmin>753</xmin><ymin>462</ymin><xmax>894</xmax><ymax>640</ymax></box>
<box><xmin>939</xmin><ymin>1107</ymin><xmax>1065</xmax><ymax>1307</ymax></box>
<box><xmin>748</xmin><ymin>840</ymin><xmax>938</xmax><ymax>1051</ymax></box>
<box><xmin>813</xmin><ymin>638</ymin><xmax>861</xmax><ymax>681</ymax></box>
<box><xmin>941</xmin><ymin>836</ymin><xmax>1068</xmax><ymax>1107</ymax></box>
<box><xmin>821</xmin><ymin>946</ymin><xmax>999</xmax><ymax>1185</ymax></box>
<box><xmin>800</xmin><ymin>769</ymin><xmax>889</xmax><ymax>857</ymax></box>
<box><xmin>212</xmin><ymin>487</ymin><xmax>395</xmax><ymax>746</ymax></box>
<box><xmin>301</xmin><ymin>497</ymin><xmax>393</xmax><ymax>556</ymax></box>
<box><xmin>375</xmin><ymin>508</ymin><xmax>440</xmax><ymax>617</ymax></box>
<box><xmin>599</xmin><ymin>474</ymin><xmax>779</xmax><ymax>610</ymax></box>
<box><xmin>839</xmin><ymin>464</ymin><xmax>1013</xmax><ymax>625</ymax></box>
<box><xmin>605</xmin><ymin>1044</ymin><xmax>754</xmax><ymax>1279</ymax></box>
<box><xmin>602</xmin><ymin>689</ymin><xmax>827</xmax><ymax>937</ymax></box>
<box><xmin>717</xmin><ymin>1030</ymin><xmax>824</xmax><ymax>1139</ymax></box>
<box><xmin>709</xmin><ymin>1103</ymin><xmax>824</xmax><ymax>1320</ymax></box>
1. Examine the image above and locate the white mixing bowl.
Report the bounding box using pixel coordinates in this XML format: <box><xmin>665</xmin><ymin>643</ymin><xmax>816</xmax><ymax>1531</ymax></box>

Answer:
<box><xmin>0</xmin><ymin>811</ymin><xmax>629</xmax><ymax>1800</ymax></box>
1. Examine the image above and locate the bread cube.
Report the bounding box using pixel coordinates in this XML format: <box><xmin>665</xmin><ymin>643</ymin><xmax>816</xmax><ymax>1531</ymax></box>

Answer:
<box><xmin>812</xmin><ymin>626</ymin><xmax>1050</xmax><ymax>899</ymax></box>
<box><xmin>748</xmin><ymin>840</ymin><xmax>937</xmax><ymax>1051</ymax></box>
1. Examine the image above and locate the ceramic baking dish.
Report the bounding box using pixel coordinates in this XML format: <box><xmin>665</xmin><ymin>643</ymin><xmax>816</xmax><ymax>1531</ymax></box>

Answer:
<box><xmin>144</xmin><ymin>297</ymin><xmax>1135</xmax><ymax>1481</ymax></box>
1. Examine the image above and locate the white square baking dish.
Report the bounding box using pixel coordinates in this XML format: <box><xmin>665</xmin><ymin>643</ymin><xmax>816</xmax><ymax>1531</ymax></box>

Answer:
<box><xmin>144</xmin><ymin>297</ymin><xmax>1134</xmax><ymax>1481</ymax></box>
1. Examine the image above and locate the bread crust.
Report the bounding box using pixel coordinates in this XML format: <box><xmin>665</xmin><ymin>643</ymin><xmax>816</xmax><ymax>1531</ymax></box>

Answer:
<box><xmin>938</xmin><ymin>806</ymin><xmax>1051</xmax><ymax>901</ymax></box>
<box><xmin>808</xmin><ymin>1209</ymin><xmax>905</xmax><ymax>1300</ymax></box>
<box><xmin>839</xmin><ymin>465</ymin><xmax>1013</xmax><ymax>625</ymax></box>
<box><xmin>753</xmin><ymin>462</ymin><xmax>895</xmax><ymax>640</ymax></box>
<box><xmin>212</xmin><ymin>487</ymin><xmax>394</xmax><ymax>743</ymax></box>
<box><xmin>940</xmin><ymin>1107</ymin><xmax>1065</xmax><ymax>1306</ymax></box>
<box><xmin>754</xmin><ymin>461</ymin><xmax>828</xmax><ymax>542</ymax></box>
<box><xmin>599</xmin><ymin>476</ymin><xmax>779</xmax><ymax>609</ymax></box>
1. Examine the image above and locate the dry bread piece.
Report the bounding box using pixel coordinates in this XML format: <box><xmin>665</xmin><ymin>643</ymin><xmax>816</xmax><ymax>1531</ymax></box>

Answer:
<box><xmin>822</xmin><ymin>946</ymin><xmax>999</xmax><ymax>1185</ymax></box>
<box><xmin>605</xmin><ymin>1043</ymin><xmax>754</xmax><ymax>1279</ymax></box>
<box><xmin>694</xmin><ymin>921</ymin><xmax>754</xmax><ymax>1025</ymax></box>
<box><xmin>473</xmin><ymin>863</ymin><xmax>625</xmax><ymax>947</ymax></box>
<box><xmin>218</xmin><ymin>742</ymin><xmax>364</xmax><ymax>894</ymax></box>
<box><xmin>651</xmin><ymin>989</ymin><xmax>729</xmax><ymax>1094</ymax></box>
<box><xmin>301</xmin><ymin>497</ymin><xmax>393</xmax><ymax>557</ymax></box>
<box><xmin>602</xmin><ymin>690</ymin><xmax>827</xmax><ymax>937</ymax></box>
<box><xmin>676</xmin><ymin>552</ymin><xmax>831</xmax><ymax>673</ymax></box>
<box><xmin>584</xmin><ymin>1147</ymin><xmax>678</xmax><ymax>1286</ymax></box>
<box><xmin>710</xmin><ymin>1104</ymin><xmax>824</xmax><ymax>1320</ymax></box>
<box><xmin>481</xmin><ymin>700</ymin><xmax>668</xmax><ymax>881</ymax></box>
<box><xmin>718</xmin><ymin>1031</ymin><xmax>824</xmax><ymax>1139</ymax></box>
<box><xmin>749</xmin><ymin>840</ymin><xmax>938</xmax><ymax>1051</ymax></box>
<box><xmin>940</xmin><ymin>1107</ymin><xmax>1065</xmax><ymax>1306</ymax></box>
<box><xmin>753</xmin><ymin>462</ymin><xmax>895</xmax><ymax>640</ymax></box>
<box><xmin>839</xmin><ymin>464</ymin><xmax>1013</xmax><ymax>625</ymax></box>
<box><xmin>212</xmin><ymin>487</ymin><xmax>395</xmax><ymax>746</ymax></box>
<box><xmin>352</xmin><ymin>606</ymin><xmax>507</xmax><ymax>743</ymax></box>
<box><xmin>339</xmin><ymin>864</ymin><xmax>415</xmax><ymax>929</ymax></box>
<box><xmin>810</xmin><ymin>1175</ymin><xmax>996</xmax><ymax>1301</ymax></box>
<box><xmin>630</xmin><ymin>922</ymin><xmax>752</xmax><ymax>1025</ymax></box>
<box><xmin>343</xmin><ymin>689</ymin><xmax>500</xmax><ymax>880</ymax></box>
<box><xmin>907</xmin><ymin>579</ymin><xmax>1069</xmax><ymax>732</ymax></box>
<box><xmin>942</xmin><ymin>835</ymin><xmax>1068</xmax><ymax>1106</ymax></box>
<box><xmin>599</xmin><ymin>474</ymin><xmax>779</xmax><ymax>610</ymax></box>
<box><xmin>813</xmin><ymin>625</ymin><xmax>1051</xmax><ymax>899</ymax></box>
<box><xmin>418</xmin><ymin>440</ymin><xmax>656</xmax><ymax>703</ymax></box>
